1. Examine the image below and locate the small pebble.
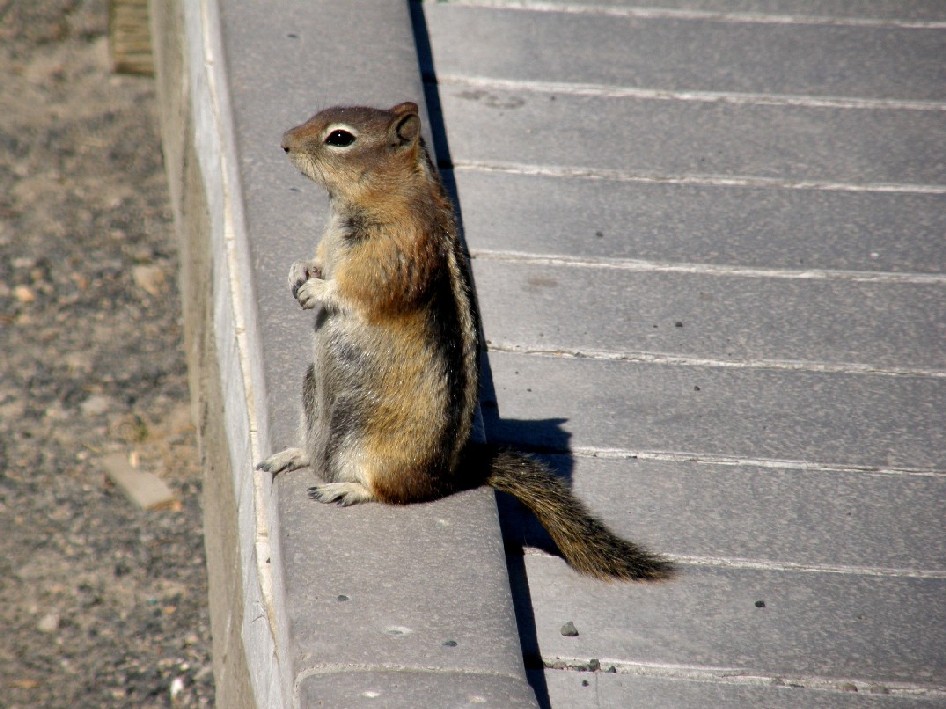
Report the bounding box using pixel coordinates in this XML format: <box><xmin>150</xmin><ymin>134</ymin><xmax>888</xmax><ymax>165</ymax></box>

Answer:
<box><xmin>755</xmin><ymin>600</ymin><xmax>766</xmax><ymax>608</ymax></box>
<box><xmin>80</xmin><ymin>394</ymin><xmax>113</xmax><ymax>416</ymax></box>
<box><xmin>560</xmin><ymin>621</ymin><xmax>579</xmax><ymax>637</ymax></box>
<box><xmin>10</xmin><ymin>679</ymin><xmax>40</xmax><ymax>689</ymax></box>
<box><xmin>14</xmin><ymin>285</ymin><xmax>36</xmax><ymax>303</ymax></box>
<box><xmin>132</xmin><ymin>264</ymin><xmax>166</xmax><ymax>296</ymax></box>
<box><xmin>37</xmin><ymin>612</ymin><xmax>60</xmax><ymax>633</ymax></box>
<box><xmin>169</xmin><ymin>676</ymin><xmax>185</xmax><ymax>700</ymax></box>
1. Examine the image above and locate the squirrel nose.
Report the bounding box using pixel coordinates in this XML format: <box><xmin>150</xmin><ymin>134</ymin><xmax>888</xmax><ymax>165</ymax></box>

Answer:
<box><xmin>282</xmin><ymin>143</ymin><xmax>291</xmax><ymax>154</ymax></box>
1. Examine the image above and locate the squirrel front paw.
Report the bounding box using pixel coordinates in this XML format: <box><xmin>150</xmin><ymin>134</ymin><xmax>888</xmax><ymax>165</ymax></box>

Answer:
<box><xmin>288</xmin><ymin>260</ymin><xmax>326</xmax><ymax>309</ymax></box>
<box><xmin>288</xmin><ymin>260</ymin><xmax>322</xmax><ymax>294</ymax></box>
<box><xmin>295</xmin><ymin>278</ymin><xmax>329</xmax><ymax>309</ymax></box>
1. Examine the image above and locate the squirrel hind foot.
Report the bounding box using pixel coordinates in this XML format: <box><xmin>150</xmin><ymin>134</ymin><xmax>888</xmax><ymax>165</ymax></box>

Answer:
<box><xmin>308</xmin><ymin>482</ymin><xmax>375</xmax><ymax>506</ymax></box>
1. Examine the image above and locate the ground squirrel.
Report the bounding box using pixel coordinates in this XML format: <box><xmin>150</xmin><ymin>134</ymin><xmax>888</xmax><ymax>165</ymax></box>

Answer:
<box><xmin>257</xmin><ymin>102</ymin><xmax>671</xmax><ymax>581</ymax></box>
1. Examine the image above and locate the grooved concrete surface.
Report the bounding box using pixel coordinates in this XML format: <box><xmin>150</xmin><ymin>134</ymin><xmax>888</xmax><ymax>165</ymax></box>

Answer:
<box><xmin>198</xmin><ymin>0</ymin><xmax>946</xmax><ymax>706</ymax></box>
<box><xmin>419</xmin><ymin>1</ymin><xmax>946</xmax><ymax>707</ymax></box>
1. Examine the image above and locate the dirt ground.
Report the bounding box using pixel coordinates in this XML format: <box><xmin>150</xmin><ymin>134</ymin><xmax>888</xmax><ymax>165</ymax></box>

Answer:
<box><xmin>0</xmin><ymin>1</ymin><xmax>214</xmax><ymax>706</ymax></box>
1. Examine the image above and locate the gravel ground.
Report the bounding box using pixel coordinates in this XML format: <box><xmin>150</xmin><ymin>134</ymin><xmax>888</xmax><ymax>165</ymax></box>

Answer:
<box><xmin>0</xmin><ymin>1</ymin><xmax>214</xmax><ymax>706</ymax></box>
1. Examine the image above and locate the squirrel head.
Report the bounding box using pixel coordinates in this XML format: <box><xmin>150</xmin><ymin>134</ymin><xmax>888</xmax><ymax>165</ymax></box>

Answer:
<box><xmin>281</xmin><ymin>102</ymin><xmax>427</xmax><ymax>205</ymax></box>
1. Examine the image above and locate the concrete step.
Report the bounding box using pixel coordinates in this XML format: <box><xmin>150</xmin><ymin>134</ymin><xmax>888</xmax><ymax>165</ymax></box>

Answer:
<box><xmin>498</xmin><ymin>454</ymin><xmax>946</xmax><ymax>572</ymax></box>
<box><xmin>424</xmin><ymin>4</ymin><xmax>946</xmax><ymax>101</ymax></box>
<box><xmin>451</xmin><ymin>169</ymin><xmax>946</xmax><ymax>274</ymax></box>
<box><xmin>516</xmin><ymin>555</ymin><xmax>946</xmax><ymax>691</ymax></box>
<box><xmin>482</xmin><ymin>351</ymin><xmax>946</xmax><ymax>469</ymax></box>
<box><xmin>432</xmin><ymin>85</ymin><xmax>946</xmax><ymax>185</ymax></box>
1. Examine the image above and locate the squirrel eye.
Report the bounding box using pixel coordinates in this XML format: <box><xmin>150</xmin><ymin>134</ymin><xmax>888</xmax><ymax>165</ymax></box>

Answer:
<box><xmin>324</xmin><ymin>129</ymin><xmax>355</xmax><ymax>147</ymax></box>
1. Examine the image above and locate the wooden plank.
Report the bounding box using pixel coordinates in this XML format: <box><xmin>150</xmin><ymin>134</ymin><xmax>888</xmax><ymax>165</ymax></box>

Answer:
<box><xmin>109</xmin><ymin>0</ymin><xmax>153</xmax><ymax>75</ymax></box>
<box><xmin>102</xmin><ymin>452</ymin><xmax>176</xmax><ymax>510</ymax></box>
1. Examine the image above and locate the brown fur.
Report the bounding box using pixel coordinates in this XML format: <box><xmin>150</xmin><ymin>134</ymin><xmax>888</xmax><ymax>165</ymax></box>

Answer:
<box><xmin>257</xmin><ymin>103</ymin><xmax>671</xmax><ymax>581</ymax></box>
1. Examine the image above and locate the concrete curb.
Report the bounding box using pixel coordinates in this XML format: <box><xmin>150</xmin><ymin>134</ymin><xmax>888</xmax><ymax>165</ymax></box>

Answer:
<box><xmin>150</xmin><ymin>1</ymin><xmax>536</xmax><ymax>706</ymax></box>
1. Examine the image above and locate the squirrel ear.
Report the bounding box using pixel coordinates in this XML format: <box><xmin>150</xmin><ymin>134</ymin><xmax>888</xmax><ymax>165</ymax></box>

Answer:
<box><xmin>390</xmin><ymin>101</ymin><xmax>418</xmax><ymax>117</ymax></box>
<box><xmin>390</xmin><ymin>109</ymin><xmax>420</xmax><ymax>147</ymax></box>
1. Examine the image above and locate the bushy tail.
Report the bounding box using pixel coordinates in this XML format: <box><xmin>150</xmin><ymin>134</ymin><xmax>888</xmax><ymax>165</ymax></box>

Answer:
<box><xmin>480</xmin><ymin>447</ymin><xmax>673</xmax><ymax>582</ymax></box>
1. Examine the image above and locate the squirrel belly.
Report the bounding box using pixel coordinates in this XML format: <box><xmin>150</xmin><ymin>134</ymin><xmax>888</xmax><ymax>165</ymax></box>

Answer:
<box><xmin>257</xmin><ymin>102</ymin><xmax>672</xmax><ymax>582</ymax></box>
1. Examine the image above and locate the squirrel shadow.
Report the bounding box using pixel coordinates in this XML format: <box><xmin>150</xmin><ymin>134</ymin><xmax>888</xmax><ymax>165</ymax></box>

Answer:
<box><xmin>479</xmin><ymin>361</ymin><xmax>575</xmax><ymax>709</ymax></box>
<box><xmin>478</xmin><ymin>400</ymin><xmax>575</xmax><ymax>559</ymax></box>
<box><xmin>477</xmin><ymin>356</ymin><xmax>576</xmax><ymax>559</ymax></box>
<box><xmin>480</xmin><ymin>402</ymin><xmax>572</xmax><ymax>707</ymax></box>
